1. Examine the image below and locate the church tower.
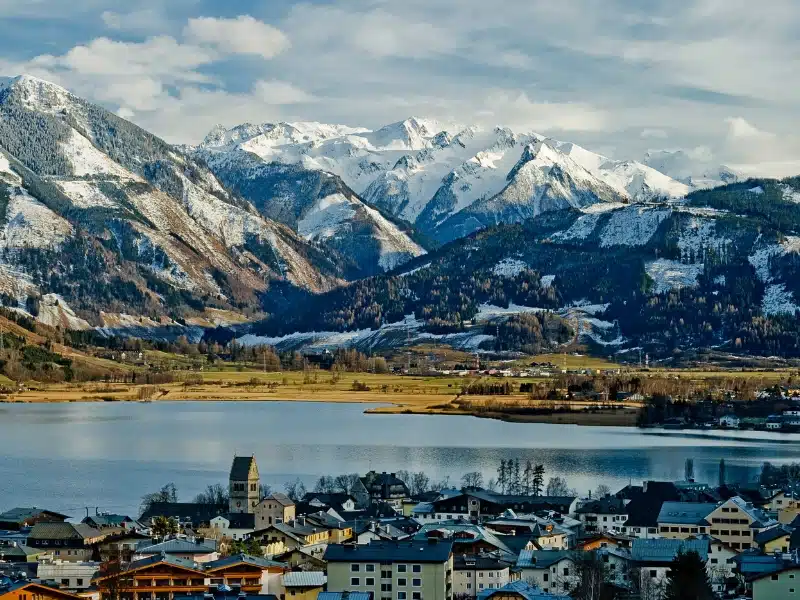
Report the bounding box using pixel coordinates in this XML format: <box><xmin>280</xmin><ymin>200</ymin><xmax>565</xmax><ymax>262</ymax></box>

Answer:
<box><xmin>229</xmin><ymin>455</ymin><xmax>260</xmax><ymax>514</ymax></box>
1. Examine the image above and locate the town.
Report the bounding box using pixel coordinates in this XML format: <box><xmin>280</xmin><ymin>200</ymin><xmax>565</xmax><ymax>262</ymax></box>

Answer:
<box><xmin>2</xmin><ymin>456</ymin><xmax>799</xmax><ymax>600</ymax></box>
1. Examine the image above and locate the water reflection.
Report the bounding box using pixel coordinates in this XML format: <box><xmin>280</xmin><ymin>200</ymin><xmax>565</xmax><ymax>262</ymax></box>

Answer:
<box><xmin>1</xmin><ymin>401</ymin><xmax>799</xmax><ymax>517</ymax></box>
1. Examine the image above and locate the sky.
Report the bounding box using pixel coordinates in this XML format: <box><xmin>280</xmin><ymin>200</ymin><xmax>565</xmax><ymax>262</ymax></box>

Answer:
<box><xmin>2</xmin><ymin>0</ymin><xmax>800</xmax><ymax>177</ymax></box>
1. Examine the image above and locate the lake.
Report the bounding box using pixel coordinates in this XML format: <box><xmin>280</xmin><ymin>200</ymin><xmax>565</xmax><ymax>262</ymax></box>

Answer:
<box><xmin>2</xmin><ymin>401</ymin><xmax>800</xmax><ymax>518</ymax></box>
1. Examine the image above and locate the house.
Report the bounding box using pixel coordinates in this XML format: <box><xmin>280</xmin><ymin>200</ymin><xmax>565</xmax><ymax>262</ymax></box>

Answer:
<box><xmin>575</xmin><ymin>532</ymin><xmax>632</xmax><ymax>552</ymax></box>
<box><xmin>575</xmin><ymin>497</ymin><xmax>628</xmax><ymax>534</ymax></box>
<box><xmin>751</xmin><ymin>564</ymin><xmax>800</xmax><ymax>600</ymax></box>
<box><xmin>93</xmin><ymin>553</ymin><xmax>208</xmax><ymax>600</ymax></box>
<box><xmin>515</xmin><ymin>550</ymin><xmax>576</xmax><ymax>596</ymax></box>
<box><xmin>0</xmin><ymin>509</ymin><xmax>68</xmax><ymax>531</ymax></box>
<box><xmin>26</xmin><ymin>523</ymin><xmax>107</xmax><ymax>562</ymax></box>
<box><xmin>615</xmin><ymin>392</ymin><xmax>645</xmax><ymax>402</ymax></box>
<box><xmin>706</xmin><ymin>496</ymin><xmax>776</xmax><ymax>551</ymax></box>
<box><xmin>82</xmin><ymin>514</ymin><xmax>142</xmax><ymax>531</ymax></box>
<box><xmin>97</xmin><ymin>530</ymin><xmax>151</xmax><ymax>561</ymax></box>
<box><xmin>140</xmin><ymin>503</ymin><xmax>226</xmax><ymax>529</ymax></box>
<box><xmin>324</xmin><ymin>539</ymin><xmax>454</xmax><ymax>600</ymax></box>
<box><xmin>318</xmin><ymin>593</ymin><xmax>373</xmax><ymax>600</ymax></box>
<box><xmin>453</xmin><ymin>555</ymin><xmax>512</xmax><ymax>598</ymax></box>
<box><xmin>205</xmin><ymin>554</ymin><xmax>287</xmax><ymax>595</ymax></box>
<box><xmin>414</xmin><ymin>492</ymin><xmax>577</xmax><ymax>524</ymax></box>
<box><xmin>133</xmin><ymin>537</ymin><xmax>219</xmax><ymax>563</ymax></box>
<box><xmin>281</xmin><ymin>571</ymin><xmax>326</xmax><ymax>600</ymax></box>
<box><xmin>271</xmin><ymin>548</ymin><xmax>327</xmax><ymax>571</ymax></box>
<box><xmin>211</xmin><ymin>514</ymin><xmax>257</xmax><ymax>541</ymax></box>
<box><xmin>357</xmin><ymin>473</ymin><xmax>410</xmax><ymax>509</ymax></box>
<box><xmin>0</xmin><ymin>541</ymin><xmax>44</xmax><ymax>563</ymax></box>
<box><xmin>656</xmin><ymin>502</ymin><xmax>715</xmax><ymax>539</ymax></box>
<box><xmin>783</xmin><ymin>409</ymin><xmax>800</xmax><ymax>427</ymax></box>
<box><xmin>616</xmin><ymin>481</ymin><xmax>682</xmax><ymax>539</ymax></box>
<box><xmin>230</xmin><ymin>456</ymin><xmax>260</xmax><ymax>515</ymax></box>
<box><xmin>0</xmin><ymin>580</ymin><xmax>84</xmax><ymax>600</ymax></box>
<box><xmin>300</xmin><ymin>494</ymin><xmax>358</xmax><ymax>515</ymax></box>
<box><xmin>755</xmin><ymin>525</ymin><xmax>794</xmax><ymax>554</ymax></box>
<box><xmin>249</xmin><ymin>520</ymin><xmax>333</xmax><ymax>558</ymax></box>
<box><xmin>719</xmin><ymin>414</ymin><xmax>741</xmax><ymax>429</ymax></box>
<box><xmin>184</xmin><ymin>586</ymin><xmax>278</xmax><ymax>600</ymax></box>
<box><xmin>413</xmin><ymin>524</ymin><xmax>523</xmax><ymax>562</ymax></box>
<box><xmin>766</xmin><ymin>415</ymin><xmax>783</xmax><ymax>430</ymax></box>
<box><xmin>629</xmin><ymin>538</ymin><xmax>708</xmax><ymax>589</ymax></box>
<box><xmin>254</xmin><ymin>494</ymin><xmax>295</xmax><ymax>530</ymax></box>
<box><xmin>476</xmin><ymin>579</ymin><xmax>571</xmax><ymax>600</ymax></box>
<box><xmin>37</xmin><ymin>561</ymin><xmax>100</xmax><ymax>591</ymax></box>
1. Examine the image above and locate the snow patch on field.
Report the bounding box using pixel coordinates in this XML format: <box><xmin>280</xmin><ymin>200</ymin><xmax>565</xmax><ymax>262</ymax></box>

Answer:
<box><xmin>677</xmin><ymin>217</ymin><xmax>729</xmax><ymax>258</ymax></box>
<box><xmin>646</xmin><ymin>259</ymin><xmax>704</xmax><ymax>294</ymax></box>
<box><xmin>492</xmin><ymin>258</ymin><xmax>528</xmax><ymax>277</ymax></box>
<box><xmin>762</xmin><ymin>284</ymin><xmax>800</xmax><ymax>316</ymax></box>
<box><xmin>748</xmin><ymin>186</ymin><xmax>764</xmax><ymax>195</ymax></box>
<box><xmin>782</xmin><ymin>185</ymin><xmax>800</xmax><ymax>204</ymax></box>
<box><xmin>60</xmin><ymin>129</ymin><xmax>137</xmax><ymax>179</ymax></box>
<box><xmin>37</xmin><ymin>294</ymin><xmax>91</xmax><ymax>330</ymax></box>
<box><xmin>298</xmin><ymin>193</ymin><xmax>357</xmax><ymax>241</ymax></box>
<box><xmin>2</xmin><ymin>187</ymin><xmax>72</xmax><ymax>250</ymax></box>
<box><xmin>581</xmin><ymin>202</ymin><xmax>627</xmax><ymax>214</ymax></box>
<box><xmin>600</xmin><ymin>207</ymin><xmax>669</xmax><ymax>247</ymax></box>
<box><xmin>0</xmin><ymin>153</ymin><xmax>21</xmax><ymax>184</ymax></box>
<box><xmin>399</xmin><ymin>262</ymin><xmax>431</xmax><ymax>277</ymax></box>
<box><xmin>552</xmin><ymin>213</ymin><xmax>601</xmax><ymax>242</ymax></box>
<box><xmin>540</xmin><ymin>274</ymin><xmax>555</xmax><ymax>287</ymax></box>
<box><xmin>57</xmin><ymin>181</ymin><xmax>118</xmax><ymax>209</ymax></box>
<box><xmin>475</xmin><ymin>303</ymin><xmax>546</xmax><ymax>320</ymax></box>
<box><xmin>749</xmin><ymin>236</ymin><xmax>800</xmax><ymax>283</ymax></box>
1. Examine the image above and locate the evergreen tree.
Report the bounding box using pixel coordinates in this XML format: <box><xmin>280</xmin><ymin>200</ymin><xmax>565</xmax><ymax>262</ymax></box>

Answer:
<box><xmin>511</xmin><ymin>459</ymin><xmax>522</xmax><ymax>494</ymax></box>
<box><xmin>497</xmin><ymin>460</ymin><xmax>508</xmax><ymax>494</ymax></box>
<box><xmin>523</xmin><ymin>461</ymin><xmax>534</xmax><ymax>495</ymax></box>
<box><xmin>532</xmin><ymin>465</ymin><xmax>545</xmax><ymax>496</ymax></box>
<box><xmin>664</xmin><ymin>550</ymin><xmax>714</xmax><ymax>600</ymax></box>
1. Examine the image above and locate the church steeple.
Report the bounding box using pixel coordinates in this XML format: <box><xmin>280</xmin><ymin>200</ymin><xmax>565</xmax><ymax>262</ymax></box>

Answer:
<box><xmin>229</xmin><ymin>455</ymin><xmax>259</xmax><ymax>514</ymax></box>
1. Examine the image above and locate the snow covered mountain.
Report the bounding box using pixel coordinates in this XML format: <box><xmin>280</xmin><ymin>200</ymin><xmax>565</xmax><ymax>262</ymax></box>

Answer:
<box><xmin>0</xmin><ymin>75</ymin><xmax>354</xmax><ymax>332</ymax></box>
<box><xmin>199</xmin><ymin>118</ymin><xmax>691</xmax><ymax>244</ymax></box>
<box><xmin>643</xmin><ymin>149</ymin><xmax>740</xmax><ymax>190</ymax></box>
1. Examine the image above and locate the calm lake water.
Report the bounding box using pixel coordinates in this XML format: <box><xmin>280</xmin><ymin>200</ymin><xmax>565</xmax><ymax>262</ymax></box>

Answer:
<box><xmin>2</xmin><ymin>401</ymin><xmax>800</xmax><ymax>518</ymax></box>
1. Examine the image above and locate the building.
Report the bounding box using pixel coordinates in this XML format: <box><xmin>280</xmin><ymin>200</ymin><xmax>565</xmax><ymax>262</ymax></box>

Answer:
<box><xmin>254</xmin><ymin>495</ymin><xmax>295</xmax><ymax>529</ymax></box>
<box><xmin>140</xmin><ymin>503</ymin><xmax>226</xmax><ymax>529</ymax></box>
<box><xmin>755</xmin><ymin>525</ymin><xmax>794</xmax><ymax>554</ymax></box>
<box><xmin>82</xmin><ymin>514</ymin><xmax>142</xmax><ymax>531</ymax></box>
<box><xmin>249</xmin><ymin>520</ymin><xmax>336</xmax><ymax>558</ymax></box>
<box><xmin>205</xmin><ymin>554</ymin><xmax>287</xmax><ymax>596</ymax></box>
<box><xmin>629</xmin><ymin>538</ymin><xmax>709</xmax><ymax>590</ymax></box>
<box><xmin>476</xmin><ymin>579</ymin><xmax>571</xmax><ymax>600</ymax></box>
<box><xmin>281</xmin><ymin>572</ymin><xmax>326</xmax><ymax>600</ymax></box>
<box><xmin>26</xmin><ymin>523</ymin><xmax>106</xmax><ymax>563</ymax></box>
<box><xmin>357</xmin><ymin>473</ymin><xmax>410</xmax><ymax>509</ymax></box>
<box><xmin>656</xmin><ymin>502</ymin><xmax>715</xmax><ymax>539</ymax></box>
<box><xmin>718</xmin><ymin>414</ymin><xmax>740</xmax><ymax>429</ymax></box>
<box><xmin>0</xmin><ymin>509</ymin><xmax>68</xmax><ymax>531</ymax></box>
<box><xmin>230</xmin><ymin>456</ymin><xmax>260</xmax><ymax>515</ymax></box>
<box><xmin>210</xmin><ymin>514</ymin><xmax>256</xmax><ymax>541</ymax></box>
<box><xmin>617</xmin><ymin>481</ymin><xmax>682</xmax><ymax>539</ymax></box>
<box><xmin>706</xmin><ymin>496</ymin><xmax>776</xmax><ymax>551</ymax></box>
<box><xmin>93</xmin><ymin>553</ymin><xmax>208</xmax><ymax>600</ymax></box>
<box><xmin>0</xmin><ymin>580</ymin><xmax>83</xmax><ymax>600</ymax></box>
<box><xmin>453</xmin><ymin>555</ymin><xmax>512</xmax><ymax>598</ymax></box>
<box><xmin>575</xmin><ymin>497</ymin><xmax>627</xmax><ymax>534</ymax></box>
<box><xmin>413</xmin><ymin>492</ymin><xmax>577</xmax><ymax>524</ymax></box>
<box><xmin>37</xmin><ymin>561</ymin><xmax>100</xmax><ymax>591</ymax></box>
<box><xmin>324</xmin><ymin>539</ymin><xmax>454</xmax><ymax>600</ymax></box>
<box><xmin>783</xmin><ymin>409</ymin><xmax>800</xmax><ymax>427</ymax></box>
<box><xmin>515</xmin><ymin>550</ymin><xmax>576</xmax><ymax>596</ymax></box>
<box><xmin>318</xmin><ymin>593</ymin><xmax>373</xmax><ymax>600</ymax></box>
<box><xmin>133</xmin><ymin>538</ymin><xmax>219</xmax><ymax>563</ymax></box>
<box><xmin>751</xmin><ymin>564</ymin><xmax>800</xmax><ymax>600</ymax></box>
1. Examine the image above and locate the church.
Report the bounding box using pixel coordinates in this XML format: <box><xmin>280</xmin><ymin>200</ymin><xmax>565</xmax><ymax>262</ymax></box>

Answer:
<box><xmin>229</xmin><ymin>454</ymin><xmax>260</xmax><ymax>514</ymax></box>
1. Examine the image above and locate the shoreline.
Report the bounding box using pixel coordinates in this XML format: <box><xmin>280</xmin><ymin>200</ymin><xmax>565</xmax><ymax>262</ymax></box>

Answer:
<box><xmin>0</xmin><ymin>381</ymin><xmax>641</xmax><ymax>427</ymax></box>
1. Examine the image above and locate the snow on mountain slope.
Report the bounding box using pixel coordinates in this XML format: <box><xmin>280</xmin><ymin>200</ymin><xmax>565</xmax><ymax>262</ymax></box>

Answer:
<box><xmin>0</xmin><ymin>74</ymin><xmax>352</xmax><ymax>328</ymax></box>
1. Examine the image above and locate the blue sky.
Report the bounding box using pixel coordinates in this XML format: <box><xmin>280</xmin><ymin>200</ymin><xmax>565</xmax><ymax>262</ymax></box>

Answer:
<box><xmin>2</xmin><ymin>0</ymin><xmax>799</xmax><ymax>176</ymax></box>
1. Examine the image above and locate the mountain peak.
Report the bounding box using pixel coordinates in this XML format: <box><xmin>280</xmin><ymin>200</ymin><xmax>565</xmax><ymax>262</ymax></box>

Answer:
<box><xmin>0</xmin><ymin>74</ymin><xmax>75</xmax><ymax>113</ymax></box>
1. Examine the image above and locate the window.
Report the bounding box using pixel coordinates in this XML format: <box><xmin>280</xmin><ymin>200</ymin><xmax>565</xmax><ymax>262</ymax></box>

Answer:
<box><xmin>398</xmin><ymin>579</ymin><xmax>407</xmax><ymax>587</ymax></box>
<box><xmin>479</xmin><ymin>573</ymin><xmax>484</xmax><ymax>578</ymax></box>
<box><xmin>543</xmin><ymin>574</ymin><xmax>548</xmax><ymax>582</ymax></box>
<box><xmin>397</xmin><ymin>565</ymin><xmax>407</xmax><ymax>573</ymax></box>
<box><xmin>351</xmin><ymin>578</ymin><xmax>360</xmax><ymax>586</ymax></box>
<box><xmin>352</xmin><ymin>565</ymin><xmax>361</xmax><ymax>572</ymax></box>
<box><xmin>412</xmin><ymin>579</ymin><xmax>421</xmax><ymax>587</ymax></box>
<box><xmin>650</xmin><ymin>571</ymin><xmax>657</xmax><ymax>579</ymax></box>
<box><xmin>366</xmin><ymin>579</ymin><xmax>375</xmax><ymax>586</ymax></box>
<box><xmin>367</xmin><ymin>565</ymin><xmax>376</xmax><ymax>572</ymax></box>
<box><xmin>563</xmin><ymin>568</ymin><xmax>569</xmax><ymax>577</ymax></box>
<box><xmin>397</xmin><ymin>593</ymin><xmax>406</xmax><ymax>600</ymax></box>
<box><xmin>76</xmin><ymin>579</ymin><xmax>83</xmax><ymax>587</ymax></box>
<box><xmin>412</xmin><ymin>565</ymin><xmax>421</xmax><ymax>573</ymax></box>
<box><xmin>466</xmin><ymin>584</ymin><xmax>471</xmax><ymax>590</ymax></box>
<box><xmin>412</xmin><ymin>593</ymin><xmax>421</xmax><ymax>600</ymax></box>
<box><xmin>710</xmin><ymin>559</ymin><xmax>718</xmax><ymax>564</ymax></box>
<box><xmin>61</xmin><ymin>579</ymin><xmax>70</xmax><ymax>586</ymax></box>
<box><xmin>478</xmin><ymin>584</ymin><xmax>484</xmax><ymax>590</ymax></box>
<box><xmin>381</xmin><ymin>584</ymin><xmax>392</xmax><ymax>593</ymax></box>
<box><xmin>382</xmin><ymin>571</ymin><xmax>392</xmax><ymax>580</ymax></box>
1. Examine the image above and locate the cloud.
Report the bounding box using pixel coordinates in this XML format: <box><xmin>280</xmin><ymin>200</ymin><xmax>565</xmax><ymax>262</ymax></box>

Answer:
<box><xmin>184</xmin><ymin>15</ymin><xmax>289</xmax><ymax>59</ymax></box>
<box><xmin>101</xmin><ymin>9</ymin><xmax>169</xmax><ymax>34</ymax></box>
<box><xmin>480</xmin><ymin>91</ymin><xmax>609</xmax><ymax>133</ymax></box>
<box><xmin>254</xmin><ymin>80</ymin><xmax>315</xmax><ymax>104</ymax></box>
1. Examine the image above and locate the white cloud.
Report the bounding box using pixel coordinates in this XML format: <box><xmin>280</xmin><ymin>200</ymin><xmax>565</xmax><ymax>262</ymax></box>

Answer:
<box><xmin>254</xmin><ymin>80</ymin><xmax>315</xmax><ymax>104</ymax></box>
<box><xmin>480</xmin><ymin>91</ymin><xmax>609</xmax><ymax>132</ymax></box>
<box><xmin>184</xmin><ymin>15</ymin><xmax>289</xmax><ymax>59</ymax></box>
<box><xmin>101</xmin><ymin>9</ymin><xmax>169</xmax><ymax>33</ymax></box>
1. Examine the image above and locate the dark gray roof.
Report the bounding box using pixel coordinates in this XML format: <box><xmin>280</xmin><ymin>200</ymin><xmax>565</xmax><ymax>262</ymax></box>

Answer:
<box><xmin>218</xmin><ymin>513</ymin><xmax>255</xmax><ymax>529</ymax></box>
<box><xmin>754</xmin><ymin>525</ymin><xmax>793</xmax><ymax>545</ymax></box>
<box><xmin>230</xmin><ymin>456</ymin><xmax>257</xmax><ymax>481</ymax></box>
<box><xmin>516</xmin><ymin>550</ymin><xmax>572</xmax><ymax>569</ymax></box>
<box><xmin>82</xmin><ymin>514</ymin><xmax>133</xmax><ymax>527</ymax></box>
<box><xmin>28</xmin><ymin>522</ymin><xmax>101</xmax><ymax>541</ymax></box>
<box><xmin>119</xmin><ymin>552</ymin><xmax>205</xmax><ymax>575</ymax></box>
<box><xmin>136</xmin><ymin>538</ymin><xmax>217</xmax><ymax>555</ymax></box>
<box><xmin>140</xmin><ymin>502</ymin><xmax>226</xmax><ymax>525</ymax></box>
<box><xmin>0</xmin><ymin>508</ymin><xmax>69</xmax><ymax>523</ymax></box>
<box><xmin>265</xmin><ymin>493</ymin><xmax>293</xmax><ymax>507</ymax></box>
<box><xmin>576</xmin><ymin>497</ymin><xmax>626</xmax><ymax>515</ymax></box>
<box><xmin>478</xmin><ymin>580</ymin><xmax>570</xmax><ymax>600</ymax></box>
<box><xmin>657</xmin><ymin>502</ymin><xmax>716</xmax><ymax>526</ymax></box>
<box><xmin>205</xmin><ymin>554</ymin><xmax>284</xmax><ymax>571</ymax></box>
<box><xmin>454</xmin><ymin>555</ymin><xmax>513</xmax><ymax>570</ymax></box>
<box><xmin>631</xmin><ymin>538</ymin><xmax>708</xmax><ymax>564</ymax></box>
<box><xmin>324</xmin><ymin>540</ymin><xmax>453</xmax><ymax>563</ymax></box>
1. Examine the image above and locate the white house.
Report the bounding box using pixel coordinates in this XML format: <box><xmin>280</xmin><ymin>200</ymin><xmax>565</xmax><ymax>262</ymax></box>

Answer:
<box><xmin>719</xmin><ymin>414</ymin><xmax>740</xmax><ymax>429</ymax></box>
<box><xmin>210</xmin><ymin>514</ymin><xmax>256</xmax><ymax>541</ymax></box>
<box><xmin>516</xmin><ymin>550</ymin><xmax>578</xmax><ymax>596</ymax></box>
<box><xmin>453</xmin><ymin>555</ymin><xmax>512</xmax><ymax>598</ymax></box>
<box><xmin>783</xmin><ymin>409</ymin><xmax>800</xmax><ymax>426</ymax></box>
<box><xmin>37</xmin><ymin>561</ymin><xmax>100</xmax><ymax>591</ymax></box>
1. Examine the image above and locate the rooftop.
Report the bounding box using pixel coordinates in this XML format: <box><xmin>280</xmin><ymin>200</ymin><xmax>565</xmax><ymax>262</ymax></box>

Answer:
<box><xmin>281</xmin><ymin>571</ymin><xmax>326</xmax><ymax>588</ymax></box>
<box><xmin>0</xmin><ymin>508</ymin><xmax>69</xmax><ymax>523</ymax></box>
<box><xmin>136</xmin><ymin>538</ymin><xmax>217</xmax><ymax>555</ymax></box>
<box><xmin>205</xmin><ymin>554</ymin><xmax>285</xmax><ymax>571</ymax></box>
<box><xmin>477</xmin><ymin>579</ymin><xmax>571</xmax><ymax>600</ymax></box>
<box><xmin>318</xmin><ymin>593</ymin><xmax>373</xmax><ymax>600</ymax></box>
<box><xmin>516</xmin><ymin>550</ymin><xmax>572</xmax><ymax>569</ymax></box>
<box><xmin>630</xmin><ymin>538</ymin><xmax>708</xmax><ymax>564</ymax></box>
<box><xmin>230</xmin><ymin>456</ymin><xmax>258</xmax><ymax>482</ymax></box>
<box><xmin>28</xmin><ymin>522</ymin><xmax>102</xmax><ymax>541</ymax></box>
<box><xmin>657</xmin><ymin>502</ymin><xmax>716</xmax><ymax>525</ymax></box>
<box><xmin>324</xmin><ymin>540</ymin><xmax>454</xmax><ymax>563</ymax></box>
